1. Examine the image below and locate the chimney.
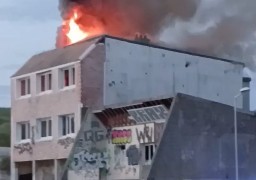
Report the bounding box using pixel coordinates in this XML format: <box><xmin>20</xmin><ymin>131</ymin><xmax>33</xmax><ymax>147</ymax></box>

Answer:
<box><xmin>242</xmin><ymin>77</ymin><xmax>251</xmax><ymax>111</ymax></box>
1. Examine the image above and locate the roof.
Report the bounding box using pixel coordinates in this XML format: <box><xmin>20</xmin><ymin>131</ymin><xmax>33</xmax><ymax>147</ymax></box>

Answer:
<box><xmin>104</xmin><ymin>35</ymin><xmax>245</xmax><ymax>66</ymax></box>
<box><xmin>13</xmin><ymin>34</ymin><xmax>244</xmax><ymax>77</ymax></box>
<box><xmin>12</xmin><ymin>36</ymin><xmax>102</xmax><ymax>77</ymax></box>
<box><xmin>148</xmin><ymin>93</ymin><xmax>256</xmax><ymax>180</ymax></box>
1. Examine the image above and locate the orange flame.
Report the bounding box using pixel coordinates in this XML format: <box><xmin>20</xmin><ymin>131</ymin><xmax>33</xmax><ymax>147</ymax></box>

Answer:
<box><xmin>65</xmin><ymin>9</ymin><xmax>88</xmax><ymax>45</ymax></box>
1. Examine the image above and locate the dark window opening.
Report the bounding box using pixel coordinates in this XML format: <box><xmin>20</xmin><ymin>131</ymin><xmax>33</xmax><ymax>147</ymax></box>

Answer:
<box><xmin>41</xmin><ymin>121</ymin><xmax>47</xmax><ymax>137</ymax></box>
<box><xmin>49</xmin><ymin>120</ymin><xmax>52</xmax><ymax>136</ymax></box>
<box><xmin>48</xmin><ymin>74</ymin><xmax>52</xmax><ymax>90</ymax></box>
<box><xmin>21</xmin><ymin>124</ymin><xmax>26</xmax><ymax>140</ymax></box>
<box><xmin>117</xmin><ymin>145</ymin><xmax>126</xmax><ymax>150</ymax></box>
<box><xmin>72</xmin><ymin>68</ymin><xmax>75</xmax><ymax>85</ymax></box>
<box><xmin>71</xmin><ymin>117</ymin><xmax>75</xmax><ymax>134</ymax></box>
<box><xmin>41</xmin><ymin>75</ymin><xmax>45</xmax><ymax>92</ymax></box>
<box><xmin>64</xmin><ymin>69</ymin><xmax>69</xmax><ymax>87</ymax></box>
<box><xmin>62</xmin><ymin>117</ymin><xmax>66</xmax><ymax>136</ymax></box>
<box><xmin>145</xmin><ymin>145</ymin><xmax>149</xmax><ymax>161</ymax></box>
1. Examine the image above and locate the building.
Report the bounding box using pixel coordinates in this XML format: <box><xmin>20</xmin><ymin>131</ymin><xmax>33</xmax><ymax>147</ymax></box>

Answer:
<box><xmin>60</xmin><ymin>94</ymin><xmax>256</xmax><ymax>180</ymax></box>
<box><xmin>11</xmin><ymin>35</ymin><xmax>245</xmax><ymax>180</ymax></box>
<box><xmin>148</xmin><ymin>94</ymin><xmax>256</xmax><ymax>180</ymax></box>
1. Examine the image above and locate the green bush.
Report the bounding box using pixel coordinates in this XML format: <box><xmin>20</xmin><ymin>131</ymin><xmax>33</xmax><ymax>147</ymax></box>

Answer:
<box><xmin>0</xmin><ymin>108</ymin><xmax>10</xmax><ymax>147</ymax></box>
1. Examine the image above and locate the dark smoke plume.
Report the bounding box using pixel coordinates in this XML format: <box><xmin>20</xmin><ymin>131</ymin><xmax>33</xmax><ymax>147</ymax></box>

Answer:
<box><xmin>57</xmin><ymin>0</ymin><xmax>256</xmax><ymax>69</ymax></box>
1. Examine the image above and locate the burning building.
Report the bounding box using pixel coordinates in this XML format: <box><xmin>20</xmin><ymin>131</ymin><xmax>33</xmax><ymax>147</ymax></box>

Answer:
<box><xmin>56</xmin><ymin>0</ymin><xmax>200</xmax><ymax>48</ymax></box>
<box><xmin>10</xmin><ymin>35</ymin><xmax>248</xmax><ymax>180</ymax></box>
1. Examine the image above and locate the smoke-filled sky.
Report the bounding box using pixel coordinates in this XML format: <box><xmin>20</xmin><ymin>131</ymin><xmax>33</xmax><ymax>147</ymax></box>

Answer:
<box><xmin>0</xmin><ymin>0</ymin><xmax>255</xmax><ymax>109</ymax></box>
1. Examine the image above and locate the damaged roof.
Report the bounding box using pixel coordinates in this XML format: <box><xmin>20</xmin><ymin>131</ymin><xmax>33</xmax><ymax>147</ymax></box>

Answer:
<box><xmin>12</xmin><ymin>35</ymin><xmax>244</xmax><ymax>77</ymax></box>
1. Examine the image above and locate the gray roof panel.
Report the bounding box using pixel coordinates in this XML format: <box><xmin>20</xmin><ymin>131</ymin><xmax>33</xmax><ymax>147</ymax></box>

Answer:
<box><xmin>12</xmin><ymin>37</ymin><xmax>102</xmax><ymax>77</ymax></box>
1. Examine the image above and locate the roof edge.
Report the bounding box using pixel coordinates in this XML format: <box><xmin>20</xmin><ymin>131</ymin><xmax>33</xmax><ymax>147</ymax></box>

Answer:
<box><xmin>103</xmin><ymin>35</ymin><xmax>245</xmax><ymax>66</ymax></box>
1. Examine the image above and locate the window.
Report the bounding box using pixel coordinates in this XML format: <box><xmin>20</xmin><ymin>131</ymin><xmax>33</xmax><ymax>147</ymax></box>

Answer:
<box><xmin>37</xmin><ymin>118</ymin><xmax>52</xmax><ymax>138</ymax></box>
<box><xmin>144</xmin><ymin>144</ymin><xmax>155</xmax><ymax>165</ymax></box>
<box><xmin>61</xmin><ymin>66</ymin><xmax>75</xmax><ymax>88</ymax></box>
<box><xmin>17</xmin><ymin>122</ymin><xmax>30</xmax><ymax>141</ymax></box>
<box><xmin>19</xmin><ymin>78</ymin><xmax>30</xmax><ymax>96</ymax></box>
<box><xmin>38</xmin><ymin>72</ymin><xmax>52</xmax><ymax>92</ymax></box>
<box><xmin>59</xmin><ymin>114</ymin><xmax>75</xmax><ymax>136</ymax></box>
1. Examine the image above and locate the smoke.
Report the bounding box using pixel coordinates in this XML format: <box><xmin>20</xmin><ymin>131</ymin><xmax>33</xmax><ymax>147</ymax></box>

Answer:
<box><xmin>159</xmin><ymin>0</ymin><xmax>256</xmax><ymax>69</ymax></box>
<box><xmin>57</xmin><ymin>0</ymin><xmax>256</xmax><ymax>69</ymax></box>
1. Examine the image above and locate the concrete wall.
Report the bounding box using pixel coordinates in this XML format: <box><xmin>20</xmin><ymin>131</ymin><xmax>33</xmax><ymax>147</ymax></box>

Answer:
<box><xmin>80</xmin><ymin>44</ymin><xmax>105</xmax><ymax>110</ymax></box>
<box><xmin>108</xmin><ymin>123</ymin><xmax>156</xmax><ymax>180</ymax></box>
<box><xmin>148</xmin><ymin>94</ymin><xmax>256</xmax><ymax>180</ymax></box>
<box><xmin>64</xmin><ymin>110</ymin><xmax>165</xmax><ymax>180</ymax></box>
<box><xmin>67</xmin><ymin>113</ymin><xmax>108</xmax><ymax>180</ymax></box>
<box><xmin>35</xmin><ymin>160</ymin><xmax>54</xmax><ymax>180</ymax></box>
<box><xmin>11</xmin><ymin>62</ymin><xmax>81</xmax><ymax>162</ymax></box>
<box><xmin>104</xmin><ymin>38</ymin><xmax>244</xmax><ymax>107</ymax></box>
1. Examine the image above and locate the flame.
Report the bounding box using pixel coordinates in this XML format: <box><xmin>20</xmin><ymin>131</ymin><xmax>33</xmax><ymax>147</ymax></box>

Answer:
<box><xmin>65</xmin><ymin>9</ymin><xmax>88</xmax><ymax>45</ymax></box>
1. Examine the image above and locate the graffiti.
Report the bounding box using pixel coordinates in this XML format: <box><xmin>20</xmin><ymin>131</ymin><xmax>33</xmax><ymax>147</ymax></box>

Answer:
<box><xmin>113</xmin><ymin>146</ymin><xmax>126</xmax><ymax>172</ymax></box>
<box><xmin>83</xmin><ymin>120</ymin><xmax>107</xmax><ymax>143</ymax></box>
<box><xmin>126</xmin><ymin>145</ymin><xmax>140</xmax><ymax>165</ymax></box>
<box><xmin>112</xmin><ymin>129</ymin><xmax>132</xmax><ymax>144</ymax></box>
<box><xmin>154</xmin><ymin>123</ymin><xmax>165</xmax><ymax>143</ymax></box>
<box><xmin>136</xmin><ymin>124</ymin><xmax>153</xmax><ymax>143</ymax></box>
<box><xmin>58</xmin><ymin>137</ymin><xmax>75</xmax><ymax>149</ymax></box>
<box><xmin>84</xmin><ymin>130</ymin><xmax>106</xmax><ymax>142</ymax></box>
<box><xmin>128</xmin><ymin>105</ymin><xmax>168</xmax><ymax>123</ymax></box>
<box><xmin>83</xmin><ymin>169</ymin><xmax>99</xmax><ymax>179</ymax></box>
<box><xmin>71</xmin><ymin>149</ymin><xmax>109</xmax><ymax>171</ymax></box>
<box><xmin>110</xmin><ymin>146</ymin><xmax>139</xmax><ymax>179</ymax></box>
<box><xmin>14</xmin><ymin>142</ymin><xmax>33</xmax><ymax>154</ymax></box>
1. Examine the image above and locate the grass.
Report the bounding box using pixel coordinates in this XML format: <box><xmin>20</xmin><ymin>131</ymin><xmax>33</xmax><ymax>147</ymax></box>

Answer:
<box><xmin>0</xmin><ymin>108</ymin><xmax>10</xmax><ymax>147</ymax></box>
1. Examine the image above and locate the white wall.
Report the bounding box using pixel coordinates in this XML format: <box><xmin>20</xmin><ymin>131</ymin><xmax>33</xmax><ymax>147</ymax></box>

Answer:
<box><xmin>11</xmin><ymin>62</ymin><xmax>82</xmax><ymax>162</ymax></box>
<box><xmin>107</xmin><ymin>123</ymin><xmax>155</xmax><ymax>180</ymax></box>
<box><xmin>104</xmin><ymin>38</ymin><xmax>243</xmax><ymax>107</ymax></box>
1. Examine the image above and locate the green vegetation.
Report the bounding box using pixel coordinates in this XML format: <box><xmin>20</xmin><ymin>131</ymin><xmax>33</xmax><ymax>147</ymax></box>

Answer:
<box><xmin>0</xmin><ymin>108</ymin><xmax>10</xmax><ymax>147</ymax></box>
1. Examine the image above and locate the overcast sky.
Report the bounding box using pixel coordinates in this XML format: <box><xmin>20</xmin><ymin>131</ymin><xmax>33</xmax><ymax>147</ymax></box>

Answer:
<box><xmin>0</xmin><ymin>0</ymin><xmax>255</xmax><ymax>110</ymax></box>
<box><xmin>0</xmin><ymin>0</ymin><xmax>60</xmax><ymax>107</ymax></box>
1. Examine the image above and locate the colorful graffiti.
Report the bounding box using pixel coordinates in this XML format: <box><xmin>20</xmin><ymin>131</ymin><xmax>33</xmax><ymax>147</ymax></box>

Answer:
<box><xmin>136</xmin><ymin>124</ymin><xmax>153</xmax><ymax>143</ymax></box>
<box><xmin>112</xmin><ymin>129</ymin><xmax>132</xmax><ymax>144</ymax></box>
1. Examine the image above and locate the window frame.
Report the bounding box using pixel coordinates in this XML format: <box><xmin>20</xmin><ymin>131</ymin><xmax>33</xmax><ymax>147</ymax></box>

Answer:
<box><xmin>144</xmin><ymin>144</ymin><xmax>156</xmax><ymax>165</ymax></box>
<box><xmin>37</xmin><ymin>117</ymin><xmax>52</xmax><ymax>140</ymax></box>
<box><xmin>59</xmin><ymin>114</ymin><xmax>75</xmax><ymax>137</ymax></box>
<box><xmin>17</xmin><ymin>122</ymin><xmax>31</xmax><ymax>142</ymax></box>
<box><xmin>38</xmin><ymin>71</ymin><xmax>52</xmax><ymax>93</ymax></box>
<box><xmin>18</xmin><ymin>77</ymin><xmax>31</xmax><ymax>97</ymax></box>
<box><xmin>60</xmin><ymin>66</ymin><xmax>75</xmax><ymax>89</ymax></box>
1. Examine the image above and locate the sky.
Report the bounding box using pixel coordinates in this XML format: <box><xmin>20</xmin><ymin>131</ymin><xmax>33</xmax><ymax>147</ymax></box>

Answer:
<box><xmin>0</xmin><ymin>0</ymin><xmax>60</xmax><ymax>107</ymax></box>
<box><xmin>0</xmin><ymin>0</ymin><xmax>255</xmax><ymax>110</ymax></box>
